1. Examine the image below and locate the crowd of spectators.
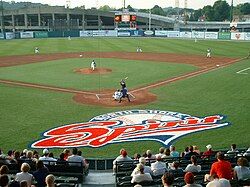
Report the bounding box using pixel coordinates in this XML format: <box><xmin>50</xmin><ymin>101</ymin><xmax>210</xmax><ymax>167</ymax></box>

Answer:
<box><xmin>113</xmin><ymin>144</ymin><xmax>250</xmax><ymax>186</ymax></box>
<box><xmin>0</xmin><ymin>147</ymin><xmax>88</xmax><ymax>187</ymax></box>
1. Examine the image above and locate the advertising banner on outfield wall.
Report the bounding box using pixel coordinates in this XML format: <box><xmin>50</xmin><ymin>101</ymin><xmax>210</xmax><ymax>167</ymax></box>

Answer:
<box><xmin>155</xmin><ymin>30</ymin><xmax>168</xmax><ymax>36</ymax></box>
<box><xmin>180</xmin><ymin>32</ymin><xmax>192</xmax><ymax>38</ymax></box>
<box><xmin>231</xmin><ymin>32</ymin><xmax>245</xmax><ymax>40</ymax></box>
<box><xmin>205</xmin><ymin>32</ymin><xmax>218</xmax><ymax>39</ymax></box>
<box><xmin>245</xmin><ymin>32</ymin><xmax>250</xmax><ymax>40</ymax></box>
<box><xmin>117</xmin><ymin>31</ymin><xmax>130</xmax><ymax>37</ymax></box>
<box><xmin>34</xmin><ymin>32</ymin><xmax>48</xmax><ymax>38</ymax></box>
<box><xmin>144</xmin><ymin>30</ymin><xmax>154</xmax><ymax>36</ymax></box>
<box><xmin>192</xmin><ymin>31</ymin><xmax>205</xmax><ymax>39</ymax></box>
<box><xmin>218</xmin><ymin>32</ymin><xmax>231</xmax><ymax>40</ymax></box>
<box><xmin>5</xmin><ymin>32</ymin><xmax>15</xmax><ymax>40</ymax></box>
<box><xmin>130</xmin><ymin>30</ymin><xmax>143</xmax><ymax>37</ymax></box>
<box><xmin>167</xmin><ymin>31</ymin><xmax>180</xmax><ymax>38</ymax></box>
<box><xmin>0</xmin><ymin>33</ymin><xmax>4</xmax><ymax>39</ymax></box>
<box><xmin>80</xmin><ymin>31</ymin><xmax>93</xmax><ymax>37</ymax></box>
<box><xmin>20</xmin><ymin>32</ymin><xmax>34</xmax><ymax>39</ymax></box>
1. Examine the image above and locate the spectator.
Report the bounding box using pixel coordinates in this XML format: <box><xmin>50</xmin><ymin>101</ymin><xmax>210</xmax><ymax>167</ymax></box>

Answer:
<box><xmin>63</xmin><ymin>149</ymin><xmax>71</xmax><ymax>160</ymax></box>
<box><xmin>33</xmin><ymin>160</ymin><xmax>49</xmax><ymax>187</ymax></box>
<box><xmin>162</xmin><ymin>148</ymin><xmax>171</xmax><ymax>158</ymax></box>
<box><xmin>145</xmin><ymin>150</ymin><xmax>156</xmax><ymax>160</ymax></box>
<box><xmin>170</xmin><ymin>145</ymin><xmax>179</xmax><ymax>158</ymax></box>
<box><xmin>39</xmin><ymin>149</ymin><xmax>57</xmax><ymax>165</ymax></box>
<box><xmin>243</xmin><ymin>147</ymin><xmax>250</xmax><ymax>157</ymax></box>
<box><xmin>168</xmin><ymin>161</ymin><xmax>184</xmax><ymax>177</ymax></box>
<box><xmin>15</xmin><ymin>163</ymin><xmax>34</xmax><ymax>187</ymax></box>
<box><xmin>225</xmin><ymin>144</ymin><xmax>239</xmax><ymax>157</ymax></box>
<box><xmin>233</xmin><ymin>157</ymin><xmax>250</xmax><ymax>180</ymax></box>
<box><xmin>131</xmin><ymin>157</ymin><xmax>152</xmax><ymax>176</ymax></box>
<box><xmin>0</xmin><ymin>174</ymin><xmax>9</xmax><ymax>187</ymax></box>
<box><xmin>67</xmin><ymin>148</ymin><xmax>88</xmax><ymax>168</ymax></box>
<box><xmin>113</xmin><ymin>149</ymin><xmax>132</xmax><ymax>172</ymax></box>
<box><xmin>45</xmin><ymin>174</ymin><xmax>56</xmax><ymax>187</ymax></box>
<box><xmin>162</xmin><ymin>172</ymin><xmax>175</xmax><ymax>187</ymax></box>
<box><xmin>183</xmin><ymin>172</ymin><xmax>202</xmax><ymax>187</ymax></box>
<box><xmin>20</xmin><ymin>180</ymin><xmax>28</xmax><ymax>187</ymax></box>
<box><xmin>20</xmin><ymin>149</ymin><xmax>28</xmax><ymax>159</ymax></box>
<box><xmin>206</xmin><ymin>175</ymin><xmax>230</xmax><ymax>187</ymax></box>
<box><xmin>0</xmin><ymin>165</ymin><xmax>9</xmax><ymax>175</ymax></box>
<box><xmin>209</xmin><ymin>152</ymin><xmax>233</xmax><ymax>180</ymax></box>
<box><xmin>193</xmin><ymin>146</ymin><xmax>201</xmax><ymax>155</ymax></box>
<box><xmin>133</xmin><ymin>153</ymin><xmax>141</xmax><ymax>160</ymax></box>
<box><xmin>131</xmin><ymin>164</ymin><xmax>153</xmax><ymax>184</ymax></box>
<box><xmin>202</xmin><ymin>144</ymin><xmax>214</xmax><ymax>159</ymax></box>
<box><xmin>184</xmin><ymin>146</ymin><xmax>199</xmax><ymax>160</ymax></box>
<box><xmin>181</xmin><ymin>147</ymin><xmax>189</xmax><ymax>157</ymax></box>
<box><xmin>12</xmin><ymin>151</ymin><xmax>21</xmax><ymax>164</ymax></box>
<box><xmin>155</xmin><ymin>147</ymin><xmax>165</xmax><ymax>158</ymax></box>
<box><xmin>184</xmin><ymin>155</ymin><xmax>201</xmax><ymax>173</ymax></box>
<box><xmin>57</xmin><ymin>153</ymin><xmax>67</xmax><ymax>165</ymax></box>
<box><xmin>151</xmin><ymin>155</ymin><xmax>167</xmax><ymax>176</ymax></box>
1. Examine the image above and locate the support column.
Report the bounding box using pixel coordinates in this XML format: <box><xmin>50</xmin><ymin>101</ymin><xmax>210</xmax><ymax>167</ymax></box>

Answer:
<box><xmin>24</xmin><ymin>14</ymin><xmax>28</xmax><ymax>28</ymax></box>
<box><xmin>38</xmin><ymin>13</ymin><xmax>41</xmax><ymax>27</ymax></box>
<box><xmin>82</xmin><ymin>13</ymin><xmax>85</xmax><ymax>30</ymax></box>
<box><xmin>98</xmin><ymin>14</ymin><xmax>101</xmax><ymax>30</ymax></box>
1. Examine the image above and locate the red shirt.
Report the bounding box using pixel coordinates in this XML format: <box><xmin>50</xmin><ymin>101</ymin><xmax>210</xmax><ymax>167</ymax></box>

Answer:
<box><xmin>210</xmin><ymin>160</ymin><xmax>233</xmax><ymax>180</ymax></box>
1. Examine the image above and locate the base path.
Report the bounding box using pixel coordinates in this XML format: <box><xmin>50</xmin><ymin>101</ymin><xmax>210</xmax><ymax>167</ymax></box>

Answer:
<box><xmin>0</xmin><ymin>52</ymin><xmax>242</xmax><ymax>107</ymax></box>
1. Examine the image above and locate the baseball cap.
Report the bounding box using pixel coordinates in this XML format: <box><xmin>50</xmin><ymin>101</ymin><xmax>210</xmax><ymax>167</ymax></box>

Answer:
<box><xmin>43</xmin><ymin>149</ymin><xmax>49</xmax><ymax>154</ymax></box>
<box><xmin>206</xmin><ymin>144</ymin><xmax>212</xmax><ymax>149</ymax></box>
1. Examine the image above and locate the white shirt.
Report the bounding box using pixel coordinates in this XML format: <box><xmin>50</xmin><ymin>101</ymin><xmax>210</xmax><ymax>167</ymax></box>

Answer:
<box><xmin>206</xmin><ymin>178</ymin><xmax>231</xmax><ymax>187</ymax></box>
<box><xmin>131</xmin><ymin>173</ymin><xmax>153</xmax><ymax>183</ymax></box>
<box><xmin>184</xmin><ymin>164</ymin><xmax>201</xmax><ymax>173</ymax></box>
<box><xmin>39</xmin><ymin>156</ymin><xmax>57</xmax><ymax>165</ymax></box>
<box><xmin>234</xmin><ymin>166</ymin><xmax>250</xmax><ymax>180</ymax></box>
<box><xmin>151</xmin><ymin>161</ymin><xmax>166</xmax><ymax>176</ymax></box>
<box><xmin>131</xmin><ymin>165</ymin><xmax>152</xmax><ymax>176</ymax></box>
<box><xmin>15</xmin><ymin>172</ymin><xmax>33</xmax><ymax>187</ymax></box>
<box><xmin>113</xmin><ymin>91</ymin><xmax>122</xmax><ymax>100</ymax></box>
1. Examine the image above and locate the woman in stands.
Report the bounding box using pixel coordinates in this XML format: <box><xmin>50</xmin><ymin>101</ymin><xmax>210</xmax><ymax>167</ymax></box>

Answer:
<box><xmin>184</xmin><ymin>155</ymin><xmax>201</xmax><ymax>173</ymax></box>
<box><xmin>131</xmin><ymin>164</ymin><xmax>153</xmax><ymax>184</ymax></box>
<box><xmin>161</xmin><ymin>172</ymin><xmax>175</xmax><ymax>187</ymax></box>
<box><xmin>233</xmin><ymin>157</ymin><xmax>250</xmax><ymax>180</ymax></box>
<box><xmin>15</xmin><ymin>163</ymin><xmax>34</xmax><ymax>187</ymax></box>
<box><xmin>45</xmin><ymin>174</ymin><xmax>56</xmax><ymax>187</ymax></box>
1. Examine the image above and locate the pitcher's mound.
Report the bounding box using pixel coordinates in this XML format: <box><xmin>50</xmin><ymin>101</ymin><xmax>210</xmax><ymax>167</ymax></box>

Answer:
<box><xmin>74</xmin><ymin>68</ymin><xmax>112</xmax><ymax>74</ymax></box>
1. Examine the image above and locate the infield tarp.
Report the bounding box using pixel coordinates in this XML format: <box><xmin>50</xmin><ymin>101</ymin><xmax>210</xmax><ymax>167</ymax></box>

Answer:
<box><xmin>218</xmin><ymin>32</ymin><xmax>231</xmax><ymax>40</ymax></box>
<box><xmin>231</xmin><ymin>32</ymin><xmax>245</xmax><ymax>40</ymax></box>
<box><xmin>245</xmin><ymin>33</ymin><xmax>250</xmax><ymax>40</ymax></box>
<box><xmin>34</xmin><ymin>32</ymin><xmax>48</xmax><ymax>38</ymax></box>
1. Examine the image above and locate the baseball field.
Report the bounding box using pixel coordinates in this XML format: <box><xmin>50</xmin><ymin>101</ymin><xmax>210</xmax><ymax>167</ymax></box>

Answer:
<box><xmin>0</xmin><ymin>37</ymin><xmax>249</xmax><ymax>158</ymax></box>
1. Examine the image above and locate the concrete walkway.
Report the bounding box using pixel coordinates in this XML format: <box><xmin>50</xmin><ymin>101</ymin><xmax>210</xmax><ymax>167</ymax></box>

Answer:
<box><xmin>82</xmin><ymin>170</ymin><xmax>115</xmax><ymax>187</ymax></box>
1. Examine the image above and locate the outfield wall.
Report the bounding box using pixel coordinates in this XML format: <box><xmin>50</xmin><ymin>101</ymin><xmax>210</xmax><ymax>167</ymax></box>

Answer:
<box><xmin>1</xmin><ymin>30</ymin><xmax>250</xmax><ymax>41</ymax></box>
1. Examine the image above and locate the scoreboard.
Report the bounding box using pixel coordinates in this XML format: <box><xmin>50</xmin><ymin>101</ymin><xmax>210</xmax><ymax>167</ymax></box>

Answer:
<box><xmin>114</xmin><ymin>13</ymin><xmax>137</xmax><ymax>29</ymax></box>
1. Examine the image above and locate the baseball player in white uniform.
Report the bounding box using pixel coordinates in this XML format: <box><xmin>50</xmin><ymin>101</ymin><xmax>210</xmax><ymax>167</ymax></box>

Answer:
<box><xmin>207</xmin><ymin>48</ymin><xmax>211</xmax><ymax>58</ymax></box>
<box><xmin>113</xmin><ymin>89</ymin><xmax>122</xmax><ymax>100</ymax></box>
<box><xmin>34</xmin><ymin>47</ymin><xmax>39</xmax><ymax>54</ymax></box>
<box><xmin>91</xmin><ymin>60</ymin><xmax>96</xmax><ymax>71</ymax></box>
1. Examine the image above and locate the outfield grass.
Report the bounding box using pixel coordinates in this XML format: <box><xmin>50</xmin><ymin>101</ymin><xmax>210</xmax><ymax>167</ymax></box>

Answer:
<box><xmin>0</xmin><ymin>38</ymin><xmax>249</xmax><ymax>158</ymax></box>
<box><xmin>0</xmin><ymin>38</ymin><xmax>249</xmax><ymax>57</ymax></box>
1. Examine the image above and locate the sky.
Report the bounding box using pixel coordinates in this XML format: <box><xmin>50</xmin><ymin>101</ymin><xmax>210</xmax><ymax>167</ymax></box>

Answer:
<box><xmin>7</xmin><ymin>0</ymin><xmax>250</xmax><ymax>9</ymax></box>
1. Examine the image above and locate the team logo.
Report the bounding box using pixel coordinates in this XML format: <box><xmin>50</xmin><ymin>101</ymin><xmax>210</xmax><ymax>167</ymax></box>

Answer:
<box><xmin>31</xmin><ymin>110</ymin><xmax>230</xmax><ymax>148</ymax></box>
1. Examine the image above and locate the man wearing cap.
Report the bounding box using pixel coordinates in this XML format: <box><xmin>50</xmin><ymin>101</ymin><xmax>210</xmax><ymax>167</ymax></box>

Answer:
<box><xmin>131</xmin><ymin>157</ymin><xmax>152</xmax><ymax>176</ymax></box>
<box><xmin>202</xmin><ymin>144</ymin><xmax>214</xmax><ymax>159</ymax></box>
<box><xmin>131</xmin><ymin>164</ymin><xmax>153</xmax><ymax>184</ymax></box>
<box><xmin>183</xmin><ymin>172</ymin><xmax>202</xmax><ymax>187</ymax></box>
<box><xmin>39</xmin><ymin>149</ymin><xmax>57</xmax><ymax>165</ymax></box>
